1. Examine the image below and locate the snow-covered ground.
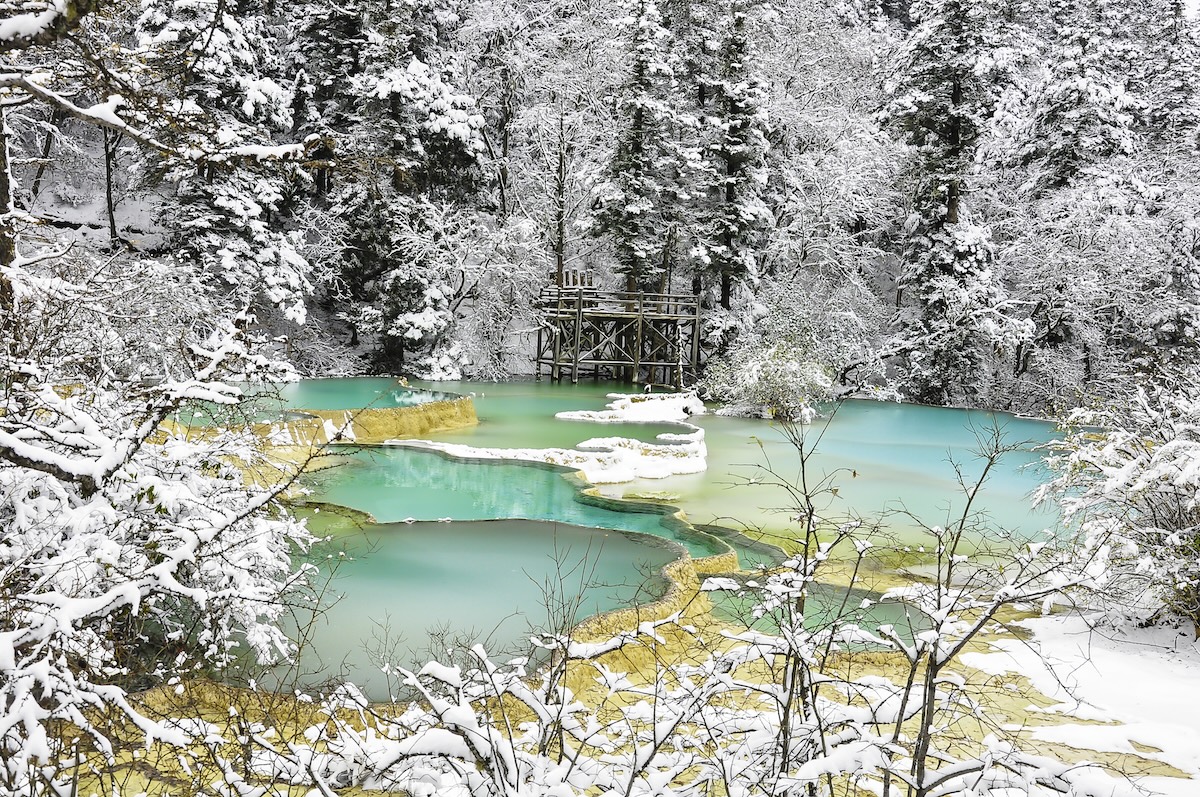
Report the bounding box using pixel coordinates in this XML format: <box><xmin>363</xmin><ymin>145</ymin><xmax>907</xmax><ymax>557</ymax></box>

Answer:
<box><xmin>964</xmin><ymin>614</ymin><xmax>1200</xmax><ymax>796</ymax></box>
<box><xmin>389</xmin><ymin>392</ymin><xmax>708</xmax><ymax>483</ymax></box>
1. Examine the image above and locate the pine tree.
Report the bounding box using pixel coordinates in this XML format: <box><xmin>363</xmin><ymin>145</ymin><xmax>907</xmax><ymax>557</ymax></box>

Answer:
<box><xmin>136</xmin><ymin>0</ymin><xmax>313</xmax><ymax>324</ymax></box>
<box><xmin>593</xmin><ymin>0</ymin><xmax>683</xmax><ymax>292</ymax></box>
<box><xmin>664</xmin><ymin>0</ymin><xmax>720</xmax><ymax>113</ymax></box>
<box><xmin>289</xmin><ymin>0</ymin><xmax>485</xmax><ymax>371</ymax></box>
<box><xmin>699</xmin><ymin>0</ymin><xmax>771</xmax><ymax>309</ymax></box>
<box><xmin>1013</xmin><ymin>0</ymin><xmax>1139</xmax><ymax>192</ymax></box>
<box><xmin>1133</xmin><ymin>0</ymin><xmax>1200</xmax><ymax>151</ymax></box>
<box><xmin>883</xmin><ymin>0</ymin><xmax>1019</xmax><ymax>405</ymax></box>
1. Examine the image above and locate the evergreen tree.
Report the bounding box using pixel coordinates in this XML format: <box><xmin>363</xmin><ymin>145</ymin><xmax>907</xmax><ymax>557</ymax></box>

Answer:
<box><xmin>699</xmin><ymin>0</ymin><xmax>771</xmax><ymax>309</ymax></box>
<box><xmin>980</xmin><ymin>0</ymin><xmax>1200</xmax><ymax>410</ymax></box>
<box><xmin>883</xmin><ymin>0</ymin><xmax>1021</xmax><ymax>405</ymax></box>
<box><xmin>593</xmin><ymin>0</ymin><xmax>684</xmax><ymax>292</ymax></box>
<box><xmin>290</xmin><ymin>0</ymin><xmax>371</xmax><ymax>138</ymax></box>
<box><xmin>1133</xmin><ymin>0</ymin><xmax>1200</xmax><ymax>151</ymax></box>
<box><xmin>664</xmin><ymin>0</ymin><xmax>720</xmax><ymax>113</ymax></box>
<box><xmin>289</xmin><ymin>0</ymin><xmax>485</xmax><ymax>372</ymax></box>
<box><xmin>135</xmin><ymin>0</ymin><xmax>314</xmax><ymax>325</ymax></box>
<box><xmin>1013</xmin><ymin>0</ymin><xmax>1139</xmax><ymax>192</ymax></box>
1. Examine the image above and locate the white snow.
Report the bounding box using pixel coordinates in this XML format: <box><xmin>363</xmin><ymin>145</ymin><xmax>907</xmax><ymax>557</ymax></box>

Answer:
<box><xmin>0</xmin><ymin>1</ymin><xmax>64</xmax><ymax>44</ymax></box>
<box><xmin>388</xmin><ymin>392</ymin><xmax>708</xmax><ymax>484</ymax></box>
<box><xmin>962</xmin><ymin>614</ymin><xmax>1200</xmax><ymax>795</ymax></box>
<box><xmin>221</xmin><ymin>143</ymin><xmax>307</xmax><ymax>161</ymax></box>
<box><xmin>557</xmin><ymin>392</ymin><xmax>706</xmax><ymax>425</ymax></box>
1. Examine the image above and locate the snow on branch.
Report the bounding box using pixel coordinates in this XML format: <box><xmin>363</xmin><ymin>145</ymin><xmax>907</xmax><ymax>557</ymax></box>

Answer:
<box><xmin>0</xmin><ymin>74</ymin><xmax>309</xmax><ymax>164</ymax></box>
<box><xmin>0</xmin><ymin>0</ymin><xmax>98</xmax><ymax>52</ymax></box>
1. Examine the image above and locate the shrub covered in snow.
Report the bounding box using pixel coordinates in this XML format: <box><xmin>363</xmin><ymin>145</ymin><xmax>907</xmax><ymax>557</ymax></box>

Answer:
<box><xmin>1043</xmin><ymin>373</ymin><xmax>1200</xmax><ymax>630</ymax></box>
<box><xmin>700</xmin><ymin>274</ymin><xmax>893</xmax><ymax>420</ymax></box>
<box><xmin>0</xmin><ymin>246</ymin><xmax>314</xmax><ymax>796</ymax></box>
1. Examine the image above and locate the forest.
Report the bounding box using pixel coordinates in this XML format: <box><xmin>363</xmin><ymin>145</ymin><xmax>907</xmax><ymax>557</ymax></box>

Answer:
<box><xmin>2</xmin><ymin>0</ymin><xmax>1200</xmax><ymax>795</ymax></box>
<box><xmin>6</xmin><ymin>0</ymin><xmax>1198</xmax><ymax>411</ymax></box>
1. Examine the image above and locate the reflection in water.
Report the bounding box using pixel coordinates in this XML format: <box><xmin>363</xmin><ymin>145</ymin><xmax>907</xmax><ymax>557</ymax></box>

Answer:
<box><xmin>180</xmin><ymin>377</ymin><xmax>456</xmax><ymax>425</ymax></box>
<box><xmin>273</xmin><ymin>377</ymin><xmax>460</xmax><ymax>410</ymax></box>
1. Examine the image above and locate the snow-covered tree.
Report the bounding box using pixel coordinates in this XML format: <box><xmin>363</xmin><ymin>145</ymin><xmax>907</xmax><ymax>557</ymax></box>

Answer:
<box><xmin>1044</xmin><ymin>373</ymin><xmax>1200</xmax><ymax>631</ymax></box>
<box><xmin>701</xmin><ymin>270</ymin><xmax>894</xmax><ymax>419</ymax></box>
<box><xmin>686</xmin><ymin>0</ymin><xmax>900</xmax><ymax>402</ymax></box>
<box><xmin>443</xmin><ymin>0</ymin><xmax>618</xmax><ymax>369</ymax></box>
<box><xmin>0</xmin><ymin>253</ymin><xmax>314</xmax><ymax>795</ymax></box>
<box><xmin>336</xmin><ymin>195</ymin><xmax>541</xmax><ymax>378</ymax></box>
<box><xmin>288</xmin><ymin>0</ymin><xmax>489</xmax><ymax>373</ymax></box>
<box><xmin>0</xmin><ymin>7</ymin><xmax>315</xmax><ymax>793</ymax></box>
<box><xmin>593</xmin><ymin>0</ymin><xmax>691</xmax><ymax>292</ymax></box>
<box><xmin>135</xmin><ymin>0</ymin><xmax>316</xmax><ymax>326</ymax></box>
<box><xmin>882</xmin><ymin>0</ymin><xmax>1029</xmax><ymax>406</ymax></box>
<box><xmin>882</xmin><ymin>0</ymin><xmax>1001</xmax><ymax>242</ymax></box>
<box><xmin>1007</xmin><ymin>0</ymin><xmax>1139</xmax><ymax>193</ymax></box>
<box><xmin>695</xmin><ymin>0</ymin><xmax>772</xmax><ymax>309</ymax></box>
<box><xmin>756</xmin><ymin>9</ymin><xmax>900</xmax><ymax>284</ymax></box>
<box><xmin>1081</xmin><ymin>0</ymin><xmax>1200</xmax><ymax>156</ymax></box>
<box><xmin>983</xmin><ymin>102</ymin><xmax>1200</xmax><ymax>413</ymax></box>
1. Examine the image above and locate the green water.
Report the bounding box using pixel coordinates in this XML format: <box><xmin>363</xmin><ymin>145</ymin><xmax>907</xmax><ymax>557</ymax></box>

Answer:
<box><xmin>282</xmin><ymin>516</ymin><xmax>679</xmax><ymax>700</ymax></box>
<box><xmin>709</xmin><ymin>579</ymin><xmax>929</xmax><ymax>639</ymax></box>
<box><xmin>596</xmin><ymin>401</ymin><xmax>1059</xmax><ymax>546</ymax></box>
<box><xmin>180</xmin><ymin>377</ymin><xmax>456</xmax><ymax>424</ymax></box>
<box><xmin>304</xmin><ymin>450</ymin><xmax>731</xmax><ymax>559</ymax></box>
<box><xmin>407</xmin><ymin>379</ymin><xmax>688</xmax><ymax>448</ymax></box>
<box><xmin>272</xmin><ymin>377</ymin><xmax>459</xmax><ymax>409</ymax></box>
<box><xmin>285</xmin><ymin>379</ymin><xmax>1062</xmax><ymax>698</ymax></box>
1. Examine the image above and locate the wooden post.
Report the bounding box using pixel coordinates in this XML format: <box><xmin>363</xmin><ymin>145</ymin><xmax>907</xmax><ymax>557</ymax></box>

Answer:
<box><xmin>535</xmin><ymin>320</ymin><xmax>544</xmax><ymax>381</ymax></box>
<box><xmin>633</xmin><ymin>292</ymin><xmax>643</xmax><ymax>384</ymax></box>
<box><xmin>534</xmin><ymin>287</ymin><xmax>704</xmax><ymax>387</ymax></box>
<box><xmin>572</xmin><ymin>287</ymin><xmax>584</xmax><ymax>384</ymax></box>
<box><xmin>551</xmin><ymin>289</ymin><xmax>564</xmax><ymax>381</ymax></box>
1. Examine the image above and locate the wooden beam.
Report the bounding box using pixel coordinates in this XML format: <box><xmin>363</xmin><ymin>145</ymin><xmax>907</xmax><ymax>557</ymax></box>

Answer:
<box><xmin>572</xmin><ymin>287</ymin><xmax>584</xmax><ymax>384</ymax></box>
<box><xmin>534</xmin><ymin>287</ymin><xmax>702</xmax><ymax>386</ymax></box>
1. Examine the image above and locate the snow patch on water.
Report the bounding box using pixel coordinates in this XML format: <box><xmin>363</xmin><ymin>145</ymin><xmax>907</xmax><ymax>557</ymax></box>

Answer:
<box><xmin>557</xmin><ymin>392</ymin><xmax>706</xmax><ymax>424</ymax></box>
<box><xmin>388</xmin><ymin>392</ymin><xmax>708</xmax><ymax>484</ymax></box>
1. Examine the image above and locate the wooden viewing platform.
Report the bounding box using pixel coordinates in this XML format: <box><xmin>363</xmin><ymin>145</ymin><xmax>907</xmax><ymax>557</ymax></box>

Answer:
<box><xmin>534</xmin><ymin>287</ymin><xmax>703</xmax><ymax>387</ymax></box>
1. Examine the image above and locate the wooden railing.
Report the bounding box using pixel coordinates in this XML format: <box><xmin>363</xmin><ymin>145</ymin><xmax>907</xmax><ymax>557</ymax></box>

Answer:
<box><xmin>534</xmin><ymin>287</ymin><xmax>703</xmax><ymax>387</ymax></box>
<box><xmin>536</xmin><ymin>287</ymin><xmax>701</xmax><ymax>319</ymax></box>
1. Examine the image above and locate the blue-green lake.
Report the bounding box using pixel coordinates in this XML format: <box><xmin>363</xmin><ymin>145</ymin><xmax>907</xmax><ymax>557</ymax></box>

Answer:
<box><xmin>276</xmin><ymin>379</ymin><xmax>1061</xmax><ymax>698</ymax></box>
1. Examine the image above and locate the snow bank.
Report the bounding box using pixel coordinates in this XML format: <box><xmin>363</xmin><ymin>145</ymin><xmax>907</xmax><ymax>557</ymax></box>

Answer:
<box><xmin>388</xmin><ymin>392</ymin><xmax>707</xmax><ymax>484</ymax></box>
<box><xmin>556</xmin><ymin>392</ymin><xmax>705</xmax><ymax>425</ymax></box>
<box><xmin>961</xmin><ymin>614</ymin><xmax>1200</xmax><ymax>795</ymax></box>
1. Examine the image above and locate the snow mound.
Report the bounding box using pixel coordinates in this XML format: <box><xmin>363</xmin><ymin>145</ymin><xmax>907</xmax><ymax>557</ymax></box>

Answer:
<box><xmin>394</xmin><ymin>431</ymin><xmax>705</xmax><ymax>484</ymax></box>
<box><xmin>556</xmin><ymin>392</ymin><xmax>706</xmax><ymax>424</ymax></box>
<box><xmin>389</xmin><ymin>391</ymin><xmax>707</xmax><ymax>483</ymax></box>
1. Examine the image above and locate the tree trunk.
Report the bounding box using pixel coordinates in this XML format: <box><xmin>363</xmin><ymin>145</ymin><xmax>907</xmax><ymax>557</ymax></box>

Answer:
<box><xmin>104</xmin><ymin>129</ymin><xmax>122</xmax><ymax>246</ymax></box>
<box><xmin>945</xmin><ymin>78</ymin><xmax>963</xmax><ymax>226</ymax></box>
<box><xmin>1</xmin><ymin>106</ymin><xmax>20</xmax><ymax>391</ymax></box>
<box><xmin>553</xmin><ymin>109</ymin><xmax>567</xmax><ymax>286</ymax></box>
<box><xmin>0</xmin><ymin>107</ymin><xmax>14</xmax><ymax>272</ymax></box>
<box><xmin>30</xmin><ymin>108</ymin><xmax>64</xmax><ymax>201</ymax></box>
